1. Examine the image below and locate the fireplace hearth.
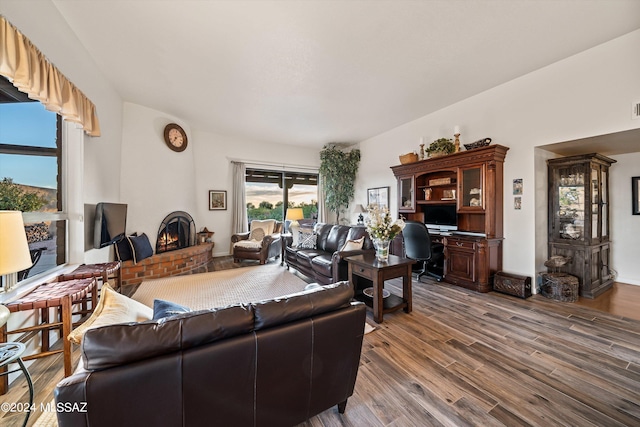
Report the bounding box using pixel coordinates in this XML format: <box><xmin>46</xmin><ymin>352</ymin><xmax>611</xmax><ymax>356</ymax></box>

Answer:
<box><xmin>156</xmin><ymin>211</ymin><xmax>196</xmax><ymax>254</ymax></box>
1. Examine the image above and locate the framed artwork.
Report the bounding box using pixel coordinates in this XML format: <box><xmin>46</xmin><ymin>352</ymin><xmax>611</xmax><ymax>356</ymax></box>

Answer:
<box><xmin>633</xmin><ymin>177</ymin><xmax>640</xmax><ymax>215</ymax></box>
<box><xmin>367</xmin><ymin>186</ymin><xmax>389</xmax><ymax>209</ymax></box>
<box><xmin>513</xmin><ymin>178</ymin><xmax>523</xmax><ymax>195</ymax></box>
<box><xmin>209</xmin><ymin>190</ymin><xmax>227</xmax><ymax>210</ymax></box>
<box><xmin>514</xmin><ymin>196</ymin><xmax>522</xmax><ymax>210</ymax></box>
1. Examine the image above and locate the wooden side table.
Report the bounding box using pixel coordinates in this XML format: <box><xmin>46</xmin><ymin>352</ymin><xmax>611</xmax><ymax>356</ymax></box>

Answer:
<box><xmin>346</xmin><ymin>254</ymin><xmax>416</xmax><ymax>323</ymax></box>
<box><xmin>1</xmin><ymin>278</ymin><xmax>97</xmax><ymax>394</ymax></box>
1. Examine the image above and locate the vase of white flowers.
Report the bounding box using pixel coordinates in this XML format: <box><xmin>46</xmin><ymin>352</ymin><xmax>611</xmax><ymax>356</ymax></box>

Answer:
<box><xmin>365</xmin><ymin>205</ymin><xmax>405</xmax><ymax>262</ymax></box>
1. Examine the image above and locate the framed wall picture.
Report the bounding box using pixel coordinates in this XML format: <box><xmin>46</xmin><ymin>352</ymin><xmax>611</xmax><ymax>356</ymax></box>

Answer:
<box><xmin>633</xmin><ymin>177</ymin><xmax>640</xmax><ymax>215</ymax></box>
<box><xmin>209</xmin><ymin>190</ymin><xmax>227</xmax><ymax>210</ymax></box>
<box><xmin>513</xmin><ymin>178</ymin><xmax>523</xmax><ymax>195</ymax></box>
<box><xmin>367</xmin><ymin>186</ymin><xmax>389</xmax><ymax>209</ymax></box>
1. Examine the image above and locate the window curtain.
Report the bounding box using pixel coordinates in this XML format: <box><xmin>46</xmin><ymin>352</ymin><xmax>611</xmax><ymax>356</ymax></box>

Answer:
<box><xmin>0</xmin><ymin>15</ymin><xmax>101</xmax><ymax>137</ymax></box>
<box><xmin>317</xmin><ymin>173</ymin><xmax>327</xmax><ymax>223</ymax></box>
<box><xmin>231</xmin><ymin>161</ymin><xmax>248</xmax><ymax>234</ymax></box>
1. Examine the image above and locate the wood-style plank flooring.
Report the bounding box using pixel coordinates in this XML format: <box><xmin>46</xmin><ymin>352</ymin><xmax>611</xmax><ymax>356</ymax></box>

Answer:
<box><xmin>2</xmin><ymin>258</ymin><xmax>639</xmax><ymax>426</ymax></box>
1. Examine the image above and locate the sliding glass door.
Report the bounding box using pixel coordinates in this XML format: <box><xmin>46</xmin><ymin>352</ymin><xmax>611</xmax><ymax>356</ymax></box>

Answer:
<box><xmin>245</xmin><ymin>169</ymin><xmax>318</xmax><ymax>223</ymax></box>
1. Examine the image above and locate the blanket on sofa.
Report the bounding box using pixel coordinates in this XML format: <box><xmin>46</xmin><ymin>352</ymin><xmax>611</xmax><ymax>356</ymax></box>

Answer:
<box><xmin>132</xmin><ymin>263</ymin><xmax>310</xmax><ymax>310</ymax></box>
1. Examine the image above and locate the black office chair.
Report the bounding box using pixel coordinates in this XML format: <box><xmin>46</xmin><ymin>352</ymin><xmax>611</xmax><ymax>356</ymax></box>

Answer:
<box><xmin>402</xmin><ymin>221</ymin><xmax>444</xmax><ymax>282</ymax></box>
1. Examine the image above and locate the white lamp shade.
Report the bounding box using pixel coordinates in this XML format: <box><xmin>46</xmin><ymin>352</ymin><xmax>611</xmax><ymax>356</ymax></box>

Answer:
<box><xmin>0</xmin><ymin>211</ymin><xmax>33</xmax><ymax>276</ymax></box>
<box><xmin>285</xmin><ymin>208</ymin><xmax>304</xmax><ymax>221</ymax></box>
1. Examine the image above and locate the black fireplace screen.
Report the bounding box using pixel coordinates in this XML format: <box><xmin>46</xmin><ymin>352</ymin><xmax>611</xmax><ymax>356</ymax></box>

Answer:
<box><xmin>156</xmin><ymin>211</ymin><xmax>196</xmax><ymax>254</ymax></box>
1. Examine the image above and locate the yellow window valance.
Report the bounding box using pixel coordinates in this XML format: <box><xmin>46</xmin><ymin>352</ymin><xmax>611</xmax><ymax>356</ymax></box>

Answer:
<box><xmin>0</xmin><ymin>15</ymin><xmax>101</xmax><ymax>137</ymax></box>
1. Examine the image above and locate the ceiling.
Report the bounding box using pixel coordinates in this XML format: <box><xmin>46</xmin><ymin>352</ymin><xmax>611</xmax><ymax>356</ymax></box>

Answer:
<box><xmin>541</xmin><ymin>127</ymin><xmax>640</xmax><ymax>157</ymax></box>
<box><xmin>50</xmin><ymin>0</ymin><xmax>640</xmax><ymax>149</ymax></box>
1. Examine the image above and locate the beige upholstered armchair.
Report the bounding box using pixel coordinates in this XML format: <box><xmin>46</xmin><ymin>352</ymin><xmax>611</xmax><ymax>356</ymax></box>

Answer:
<box><xmin>231</xmin><ymin>219</ymin><xmax>283</xmax><ymax>264</ymax></box>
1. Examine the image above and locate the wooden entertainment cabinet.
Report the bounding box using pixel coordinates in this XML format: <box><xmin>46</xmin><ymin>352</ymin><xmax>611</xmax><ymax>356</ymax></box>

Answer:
<box><xmin>390</xmin><ymin>144</ymin><xmax>509</xmax><ymax>292</ymax></box>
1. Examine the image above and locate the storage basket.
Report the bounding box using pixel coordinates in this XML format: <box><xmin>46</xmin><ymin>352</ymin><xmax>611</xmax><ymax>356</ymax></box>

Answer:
<box><xmin>399</xmin><ymin>152</ymin><xmax>419</xmax><ymax>164</ymax></box>
<box><xmin>540</xmin><ymin>273</ymin><xmax>579</xmax><ymax>302</ymax></box>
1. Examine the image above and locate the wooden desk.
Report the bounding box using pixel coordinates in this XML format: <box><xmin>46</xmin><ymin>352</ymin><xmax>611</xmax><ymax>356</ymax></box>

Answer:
<box><xmin>346</xmin><ymin>254</ymin><xmax>416</xmax><ymax>323</ymax></box>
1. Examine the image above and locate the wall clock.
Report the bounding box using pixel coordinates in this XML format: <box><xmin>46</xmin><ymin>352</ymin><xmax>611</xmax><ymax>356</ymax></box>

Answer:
<box><xmin>163</xmin><ymin>123</ymin><xmax>188</xmax><ymax>152</ymax></box>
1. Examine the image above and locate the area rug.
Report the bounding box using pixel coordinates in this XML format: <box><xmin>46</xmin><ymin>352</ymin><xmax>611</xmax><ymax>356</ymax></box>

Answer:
<box><xmin>32</xmin><ymin>402</ymin><xmax>57</xmax><ymax>427</ymax></box>
<box><xmin>132</xmin><ymin>262</ymin><xmax>309</xmax><ymax>310</ymax></box>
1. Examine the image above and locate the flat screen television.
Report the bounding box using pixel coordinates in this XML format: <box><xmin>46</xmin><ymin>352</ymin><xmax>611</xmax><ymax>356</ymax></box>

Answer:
<box><xmin>423</xmin><ymin>204</ymin><xmax>458</xmax><ymax>232</ymax></box>
<box><xmin>94</xmin><ymin>202</ymin><xmax>128</xmax><ymax>249</ymax></box>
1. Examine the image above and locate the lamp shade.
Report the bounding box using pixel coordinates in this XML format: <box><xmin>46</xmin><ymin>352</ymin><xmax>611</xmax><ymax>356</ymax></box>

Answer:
<box><xmin>0</xmin><ymin>211</ymin><xmax>32</xmax><ymax>276</ymax></box>
<box><xmin>285</xmin><ymin>208</ymin><xmax>304</xmax><ymax>221</ymax></box>
<box><xmin>354</xmin><ymin>204</ymin><xmax>366</xmax><ymax>213</ymax></box>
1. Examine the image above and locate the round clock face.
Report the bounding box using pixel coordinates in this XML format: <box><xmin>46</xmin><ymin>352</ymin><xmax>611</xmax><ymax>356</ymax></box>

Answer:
<box><xmin>163</xmin><ymin>123</ymin><xmax>188</xmax><ymax>152</ymax></box>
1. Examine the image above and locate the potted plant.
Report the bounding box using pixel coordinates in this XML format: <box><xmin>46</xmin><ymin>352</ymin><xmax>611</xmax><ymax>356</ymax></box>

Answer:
<box><xmin>319</xmin><ymin>144</ymin><xmax>361</xmax><ymax>224</ymax></box>
<box><xmin>426</xmin><ymin>138</ymin><xmax>455</xmax><ymax>158</ymax></box>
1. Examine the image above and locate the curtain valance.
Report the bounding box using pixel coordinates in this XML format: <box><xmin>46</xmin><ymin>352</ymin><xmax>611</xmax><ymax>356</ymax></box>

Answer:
<box><xmin>0</xmin><ymin>15</ymin><xmax>101</xmax><ymax>137</ymax></box>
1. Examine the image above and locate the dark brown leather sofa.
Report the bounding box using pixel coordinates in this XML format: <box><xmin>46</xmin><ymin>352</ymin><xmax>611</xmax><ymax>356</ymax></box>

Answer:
<box><xmin>54</xmin><ymin>281</ymin><xmax>365</xmax><ymax>427</ymax></box>
<box><xmin>284</xmin><ymin>223</ymin><xmax>374</xmax><ymax>284</ymax></box>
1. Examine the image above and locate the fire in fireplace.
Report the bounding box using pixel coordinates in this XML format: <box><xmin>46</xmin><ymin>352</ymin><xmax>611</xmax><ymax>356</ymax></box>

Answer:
<box><xmin>156</xmin><ymin>211</ymin><xmax>196</xmax><ymax>254</ymax></box>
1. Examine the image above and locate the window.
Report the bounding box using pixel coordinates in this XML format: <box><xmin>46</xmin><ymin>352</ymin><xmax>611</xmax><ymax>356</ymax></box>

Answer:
<box><xmin>0</xmin><ymin>76</ymin><xmax>66</xmax><ymax>287</ymax></box>
<box><xmin>245</xmin><ymin>169</ymin><xmax>318</xmax><ymax>224</ymax></box>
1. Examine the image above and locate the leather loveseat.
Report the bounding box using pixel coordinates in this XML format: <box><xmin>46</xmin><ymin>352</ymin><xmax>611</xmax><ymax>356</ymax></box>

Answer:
<box><xmin>54</xmin><ymin>281</ymin><xmax>366</xmax><ymax>427</ymax></box>
<box><xmin>284</xmin><ymin>223</ymin><xmax>374</xmax><ymax>284</ymax></box>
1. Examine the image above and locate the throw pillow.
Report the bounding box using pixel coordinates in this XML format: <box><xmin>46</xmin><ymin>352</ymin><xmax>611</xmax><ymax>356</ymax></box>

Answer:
<box><xmin>340</xmin><ymin>236</ymin><xmax>364</xmax><ymax>252</ymax></box>
<box><xmin>152</xmin><ymin>299</ymin><xmax>191</xmax><ymax>320</ymax></box>
<box><xmin>250</xmin><ymin>219</ymin><xmax>275</xmax><ymax>236</ymax></box>
<box><xmin>114</xmin><ymin>232</ymin><xmax>137</xmax><ymax>262</ymax></box>
<box><xmin>68</xmin><ymin>283</ymin><xmax>153</xmax><ymax>344</ymax></box>
<box><xmin>249</xmin><ymin>227</ymin><xmax>265</xmax><ymax>242</ymax></box>
<box><xmin>298</xmin><ymin>230</ymin><xmax>317</xmax><ymax>249</ymax></box>
<box><xmin>128</xmin><ymin>233</ymin><xmax>153</xmax><ymax>264</ymax></box>
<box><xmin>304</xmin><ymin>283</ymin><xmax>322</xmax><ymax>291</ymax></box>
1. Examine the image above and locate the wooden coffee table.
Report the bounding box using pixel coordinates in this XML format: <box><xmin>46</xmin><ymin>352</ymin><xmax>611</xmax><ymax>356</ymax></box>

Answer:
<box><xmin>346</xmin><ymin>254</ymin><xmax>416</xmax><ymax>323</ymax></box>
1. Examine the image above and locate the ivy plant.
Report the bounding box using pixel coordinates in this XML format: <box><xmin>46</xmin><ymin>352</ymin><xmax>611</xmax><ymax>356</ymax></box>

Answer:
<box><xmin>319</xmin><ymin>145</ymin><xmax>361</xmax><ymax>224</ymax></box>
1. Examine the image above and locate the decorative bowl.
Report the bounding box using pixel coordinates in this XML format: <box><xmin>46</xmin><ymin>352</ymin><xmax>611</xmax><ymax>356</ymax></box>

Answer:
<box><xmin>362</xmin><ymin>287</ymin><xmax>390</xmax><ymax>299</ymax></box>
<box><xmin>464</xmin><ymin>138</ymin><xmax>492</xmax><ymax>151</ymax></box>
<box><xmin>544</xmin><ymin>255</ymin><xmax>572</xmax><ymax>268</ymax></box>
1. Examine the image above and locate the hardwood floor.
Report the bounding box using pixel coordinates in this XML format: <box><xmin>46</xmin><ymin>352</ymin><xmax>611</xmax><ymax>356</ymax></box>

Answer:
<box><xmin>2</xmin><ymin>259</ymin><xmax>639</xmax><ymax>426</ymax></box>
<box><xmin>573</xmin><ymin>281</ymin><xmax>640</xmax><ymax>321</ymax></box>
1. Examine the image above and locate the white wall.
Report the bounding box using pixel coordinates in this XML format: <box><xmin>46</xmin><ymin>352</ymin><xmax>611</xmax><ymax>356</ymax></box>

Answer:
<box><xmin>609</xmin><ymin>152</ymin><xmax>640</xmax><ymax>285</ymax></box>
<box><xmin>356</xmin><ymin>29</ymin><xmax>640</xmax><ymax>284</ymax></box>
<box><xmin>119</xmin><ymin>103</ymin><xmax>198</xmax><ymax>247</ymax></box>
<box><xmin>119</xmin><ymin>102</ymin><xmax>321</xmax><ymax>255</ymax></box>
<box><xmin>192</xmin><ymin>130</ymin><xmax>320</xmax><ymax>256</ymax></box>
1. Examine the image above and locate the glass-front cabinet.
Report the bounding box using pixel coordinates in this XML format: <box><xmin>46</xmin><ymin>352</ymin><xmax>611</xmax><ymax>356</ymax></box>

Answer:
<box><xmin>398</xmin><ymin>175</ymin><xmax>415</xmax><ymax>212</ymax></box>
<box><xmin>548</xmin><ymin>153</ymin><xmax>616</xmax><ymax>298</ymax></box>
<box><xmin>458</xmin><ymin>164</ymin><xmax>485</xmax><ymax>211</ymax></box>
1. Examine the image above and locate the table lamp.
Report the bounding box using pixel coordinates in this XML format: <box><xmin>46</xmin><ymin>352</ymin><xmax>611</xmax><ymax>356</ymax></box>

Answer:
<box><xmin>285</xmin><ymin>208</ymin><xmax>305</xmax><ymax>246</ymax></box>
<box><xmin>354</xmin><ymin>204</ymin><xmax>367</xmax><ymax>225</ymax></box>
<box><xmin>0</xmin><ymin>211</ymin><xmax>33</xmax><ymax>292</ymax></box>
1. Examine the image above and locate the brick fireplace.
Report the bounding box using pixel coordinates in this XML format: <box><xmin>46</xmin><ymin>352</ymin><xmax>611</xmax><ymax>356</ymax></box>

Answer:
<box><xmin>120</xmin><ymin>243</ymin><xmax>213</xmax><ymax>296</ymax></box>
<box><xmin>119</xmin><ymin>211</ymin><xmax>211</xmax><ymax>296</ymax></box>
<box><xmin>156</xmin><ymin>211</ymin><xmax>196</xmax><ymax>254</ymax></box>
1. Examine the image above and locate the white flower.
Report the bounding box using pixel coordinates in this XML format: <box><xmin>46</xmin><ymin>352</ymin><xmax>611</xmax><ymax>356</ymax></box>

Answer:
<box><xmin>365</xmin><ymin>205</ymin><xmax>405</xmax><ymax>241</ymax></box>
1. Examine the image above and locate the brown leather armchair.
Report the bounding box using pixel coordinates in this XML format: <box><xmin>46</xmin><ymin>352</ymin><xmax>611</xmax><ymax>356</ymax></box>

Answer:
<box><xmin>231</xmin><ymin>219</ymin><xmax>283</xmax><ymax>264</ymax></box>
